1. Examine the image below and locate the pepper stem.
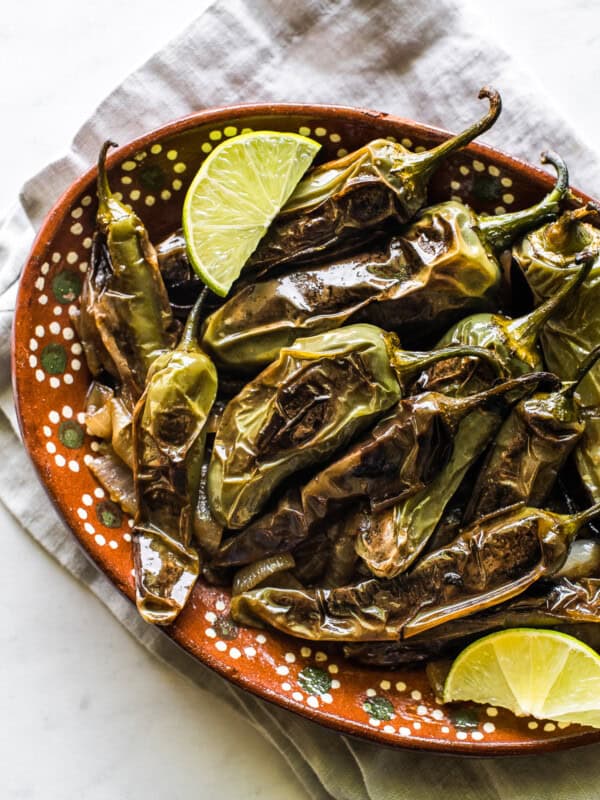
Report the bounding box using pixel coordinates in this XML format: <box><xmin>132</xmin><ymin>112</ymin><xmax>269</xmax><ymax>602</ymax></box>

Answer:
<box><xmin>566</xmin><ymin>501</ymin><xmax>600</xmax><ymax>534</ymax></box>
<box><xmin>181</xmin><ymin>288</ymin><xmax>209</xmax><ymax>348</ymax></box>
<box><xmin>544</xmin><ymin>203</ymin><xmax>600</xmax><ymax>254</ymax></box>
<box><xmin>401</xmin><ymin>87</ymin><xmax>502</xmax><ymax>179</ymax></box>
<box><xmin>457</xmin><ymin>371</ymin><xmax>560</xmax><ymax>413</ymax></box>
<box><xmin>505</xmin><ymin>249</ymin><xmax>595</xmax><ymax>351</ymax></box>
<box><xmin>477</xmin><ymin>151</ymin><xmax>569</xmax><ymax>252</ymax></box>
<box><xmin>561</xmin><ymin>344</ymin><xmax>600</xmax><ymax>399</ymax></box>
<box><xmin>391</xmin><ymin>343</ymin><xmax>506</xmax><ymax>383</ymax></box>
<box><xmin>97</xmin><ymin>140</ymin><xmax>118</xmax><ymax>220</ymax></box>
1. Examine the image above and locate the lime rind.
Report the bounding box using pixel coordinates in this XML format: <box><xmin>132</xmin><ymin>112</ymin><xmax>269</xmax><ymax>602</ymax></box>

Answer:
<box><xmin>443</xmin><ymin>628</ymin><xmax>600</xmax><ymax>729</ymax></box>
<box><xmin>183</xmin><ymin>130</ymin><xmax>320</xmax><ymax>296</ymax></box>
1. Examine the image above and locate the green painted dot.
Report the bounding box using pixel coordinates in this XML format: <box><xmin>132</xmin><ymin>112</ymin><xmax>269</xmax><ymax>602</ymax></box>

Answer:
<box><xmin>201</xmin><ymin>143</ymin><xmax>212</xmax><ymax>154</ymax></box>
<box><xmin>298</xmin><ymin>126</ymin><xmax>311</xmax><ymax>136</ymax></box>
<box><xmin>139</xmin><ymin>164</ymin><xmax>165</xmax><ymax>191</ymax></box>
<box><xmin>58</xmin><ymin>420</ymin><xmax>84</xmax><ymax>449</ymax></box>
<box><xmin>448</xmin><ymin>705</ymin><xmax>480</xmax><ymax>730</ymax></box>
<box><xmin>363</xmin><ymin>695</ymin><xmax>394</xmax><ymax>721</ymax></box>
<box><xmin>471</xmin><ymin>174</ymin><xmax>501</xmax><ymax>202</ymax></box>
<box><xmin>298</xmin><ymin>667</ymin><xmax>331</xmax><ymax>696</ymax></box>
<box><xmin>96</xmin><ymin>500</ymin><xmax>123</xmax><ymax>529</ymax></box>
<box><xmin>214</xmin><ymin>615</ymin><xmax>239</xmax><ymax>640</ymax></box>
<box><xmin>224</xmin><ymin>126</ymin><xmax>237</xmax><ymax>137</ymax></box>
<box><xmin>52</xmin><ymin>270</ymin><xmax>82</xmax><ymax>304</ymax></box>
<box><xmin>209</xmin><ymin>130</ymin><xmax>222</xmax><ymax>141</ymax></box>
<box><xmin>41</xmin><ymin>343</ymin><xmax>67</xmax><ymax>374</ymax></box>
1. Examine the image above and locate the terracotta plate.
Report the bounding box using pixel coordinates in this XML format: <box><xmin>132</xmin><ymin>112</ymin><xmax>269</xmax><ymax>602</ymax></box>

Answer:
<box><xmin>12</xmin><ymin>103</ymin><xmax>600</xmax><ymax>755</ymax></box>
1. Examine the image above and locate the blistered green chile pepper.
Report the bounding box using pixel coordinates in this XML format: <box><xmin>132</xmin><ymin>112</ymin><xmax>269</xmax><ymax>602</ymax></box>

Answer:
<box><xmin>344</xmin><ymin>572</ymin><xmax>600</xmax><ymax>667</ymax></box>
<box><xmin>231</xmin><ymin>502</ymin><xmax>600</xmax><ymax>642</ymax></box>
<box><xmin>207</xmin><ymin>323</ymin><xmax>503</xmax><ymax>530</ymax></box>
<box><xmin>245</xmin><ymin>88</ymin><xmax>502</xmax><ymax>275</ymax></box>
<box><xmin>357</xmin><ymin>252</ymin><xmax>596</xmax><ymax>578</ymax></box>
<box><xmin>76</xmin><ymin>141</ymin><xmax>175</xmax><ymax>403</ymax></box>
<box><xmin>133</xmin><ymin>291</ymin><xmax>218</xmax><ymax>625</ymax></box>
<box><xmin>212</xmin><ymin>372</ymin><xmax>552</xmax><ymax>569</ymax></box>
<box><xmin>463</xmin><ymin>346</ymin><xmax>600</xmax><ymax>523</ymax></box>
<box><xmin>514</xmin><ymin>205</ymin><xmax>600</xmax><ymax>502</ymax></box>
<box><xmin>201</xmin><ymin>153</ymin><xmax>569</xmax><ymax>373</ymax></box>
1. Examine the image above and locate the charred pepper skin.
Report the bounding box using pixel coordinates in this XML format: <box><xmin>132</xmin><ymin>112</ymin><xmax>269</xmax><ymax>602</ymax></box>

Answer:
<box><xmin>201</xmin><ymin>153</ymin><xmax>568</xmax><ymax>374</ymax></box>
<box><xmin>75</xmin><ymin>141</ymin><xmax>175</xmax><ymax>404</ymax></box>
<box><xmin>212</xmin><ymin>371</ymin><xmax>554</xmax><ymax>570</ymax></box>
<box><xmin>463</xmin><ymin>346</ymin><xmax>600</xmax><ymax>523</ymax></box>
<box><xmin>514</xmin><ymin>205</ymin><xmax>600</xmax><ymax>502</ymax></box>
<box><xmin>231</xmin><ymin>502</ymin><xmax>600</xmax><ymax>643</ymax></box>
<box><xmin>245</xmin><ymin>88</ymin><xmax>502</xmax><ymax>275</ymax></box>
<box><xmin>207</xmin><ymin>324</ymin><xmax>507</xmax><ymax>531</ymax></box>
<box><xmin>132</xmin><ymin>291</ymin><xmax>218</xmax><ymax>626</ymax></box>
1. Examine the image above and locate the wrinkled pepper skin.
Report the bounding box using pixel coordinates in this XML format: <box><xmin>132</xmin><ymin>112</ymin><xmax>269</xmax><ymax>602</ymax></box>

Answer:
<box><xmin>202</xmin><ymin>152</ymin><xmax>569</xmax><ymax>374</ymax></box>
<box><xmin>344</xmin><ymin>574</ymin><xmax>600</xmax><ymax>667</ymax></box>
<box><xmin>246</xmin><ymin>88</ymin><xmax>502</xmax><ymax>275</ymax></box>
<box><xmin>207</xmin><ymin>324</ymin><xmax>400</xmax><ymax>530</ymax></box>
<box><xmin>132</xmin><ymin>293</ymin><xmax>218</xmax><ymax>625</ymax></box>
<box><xmin>207</xmin><ymin>324</ymin><xmax>505</xmax><ymax>530</ymax></box>
<box><xmin>514</xmin><ymin>205</ymin><xmax>600</xmax><ymax>502</ymax></box>
<box><xmin>75</xmin><ymin>142</ymin><xmax>175</xmax><ymax>403</ymax></box>
<box><xmin>366</xmin><ymin>249</ymin><xmax>594</xmax><ymax>578</ymax></box>
<box><xmin>231</xmin><ymin>502</ymin><xmax>600</xmax><ymax>642</ymax></box>
<box><xmin>213</xmin><ymin>371</ymin><xmax>554</xmax><ymax>570</ymax></box>
<box><xmin>463</xmin><ymin>349</ymin><xmax>600</xmax><ymax>523</ymax></box>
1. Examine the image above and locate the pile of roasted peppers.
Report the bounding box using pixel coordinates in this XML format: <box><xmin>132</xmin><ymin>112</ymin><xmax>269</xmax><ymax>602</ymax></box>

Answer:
<box><xmin>75</xmin><ymin>90</ymin><xmax>600</xmax><ymax>675</ymax></box>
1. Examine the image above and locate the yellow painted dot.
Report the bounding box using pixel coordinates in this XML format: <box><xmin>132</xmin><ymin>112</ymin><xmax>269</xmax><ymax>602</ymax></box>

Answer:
<box><xmin>81</xmin><ymin>195</ymin><xmax>92</xmax><ymax>206</ymax></box>
<box><xmin>543</xmin><ymin>722</ymin><xmax>556</xmax><ymax>732</ymax></box>
<box><xmin>121</xmin><ymin>175</ymin><xmax>132</xmax><ymax>184</ymax></box>
<box><xmin>315</xmin><ymin>127</ymin><xmax>327</xmax><ymax>137</ymax></box>
<box><xmin>201</xmin><ymin>142</ymin><xmax>213</xmax><ymax>154</ymax></box>
<box><xmin>71</xmin><ymin>207</ymin><xmax>83</xmax><ymax>219</ymax></box>
<box><xmin>501</xmin><ymin>177</ymin><xmax>513</xmax><ymax>187</ymax></box>
<box><xmin>114</xmin><ymin>192</ymin><xmax>123</xmax><ymax>201</ymax></box>
<box><xmin>401</xmin><ymin>138</ymin><xmax>413</xmax><ymax>148</ymax></box>
<box><xmin>122</xmin><ymin>161</ymin><xmax>137</xmax><ymax>172</ymax></box>
<box><xmin>473</xmin><ymin>160</ymin><xmax>485</xmax><ymax>172</ymax></box>
<box><xmin>130</xmin><ymin>189</ymin><xmax>141</xmax><ymax>201</ymax></box>
<box><xmin>144</xmin><ymin>195</ymin><xmax>155</xmax><ymax>206</ymax></box>
<box><xmin>209</xmin><ymin>130</ymin><xmax>222</xmax><ymax>141</ymax></box>
<box><xmin>450</xmin><ymin>180</ymin><xmax>461</xmax><ymax>190</ymax></box>
<box><xmin>488</xmin><ymin>165</ymin><xmax>500</xmax><ymax>177</ymax></box>
<box><xmin>503</xmin><ymin>193</ymin><xmax>515</xmax><ymax>204</ymax></box>
<box><xmin>150</xmin><ymin>144</ymin><xmax>162</xmax><ymax>154</ymax></box>
<box><xmin>386</xmin><ymin>135</ymin><xmax>397</xmax><ymax>143</ymax></box>
<box><xmin>224</xmin><ymin>126</ymin><xmax>238</xmax><ymax>137</ymax></box>
<box><xmin>414</xmin><ymin>145</ymin><xmax>426</xmax><ymax>153</ymax></box>
<box><xmin>174</xmin><ymin>162</ymin><xmax>187</xmax><ymax>174</ymax></box>
<box><xmin>241</xmin><ymin>127</ymin><xmax>253</xmax><ymax>134</ymax></box>
<box><xmin>495</xmin><ymin>206</ymin><xmax>506</xmax><ymax>214</ymax></box>
<box><xmin>134</xmin><ymin>151</ymin><xmax>146</xmax><ymax>162</ymax></box>
<box><xmin>298</xmin><ymin>126</ymin><xmax>311</xmax><ymax>136</ymax></box>
<box><xmin>172</xmin><ymin>179</ymin><xmax>183</xmax><ymax>190</ymax></box>
<box><xmin>329</xmin><ymin>133</ymin><xmax>341</xmax><ymax>143</ymax></box>
<box><xmin>337</xmin><ymin>148</ymin><xmax>348</xmax><ymax>157</ymax></box>
<box><xmin>161</xmin><ymin>189</ymin><xmax>172</xmax><ymax>201</ymax></box>
<box><xmin>528</xmin><ymin>721</ymin><xmax>539</xmax><ymax>730</ymax></box>
<box><xmin>167</xmin><ymin>149</ymin><xmax>178</xmax><ymax>160</ymax></box>
<box><xmin>459</xmin><ymin>165</ymin><xmax>470</xmax><ymax>176</ymax></box>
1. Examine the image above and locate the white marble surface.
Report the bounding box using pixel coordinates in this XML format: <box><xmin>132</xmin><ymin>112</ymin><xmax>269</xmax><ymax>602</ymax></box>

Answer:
<box><xmin>2</xmin><ymin>2</ymin><xmax>600</xmax><ymax>798</ymax></box>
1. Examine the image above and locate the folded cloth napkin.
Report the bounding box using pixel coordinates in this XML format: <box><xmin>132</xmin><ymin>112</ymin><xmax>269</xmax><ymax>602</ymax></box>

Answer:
<box><xmin>3</xmin><ymin>1</ymin><xmax>600</xmax><ymax>798</ymax></box>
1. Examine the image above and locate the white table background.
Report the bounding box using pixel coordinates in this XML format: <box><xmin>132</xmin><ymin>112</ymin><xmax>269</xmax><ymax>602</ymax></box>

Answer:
<box><xmin>2</xmin><ymin>2</ymin><xmax>599</xmax><ymax>798</ymax></box>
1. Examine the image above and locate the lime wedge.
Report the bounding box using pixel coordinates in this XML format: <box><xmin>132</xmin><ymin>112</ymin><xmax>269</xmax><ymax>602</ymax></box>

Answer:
<box><xmin>443</xmin><ymin>628</ymin><xmax>600</xmax><ymax>727</ymax></box>
<box><xmin>182</xmin><ymin>130</ymin><xmax>320</xmax><ymax>296</ymax></box>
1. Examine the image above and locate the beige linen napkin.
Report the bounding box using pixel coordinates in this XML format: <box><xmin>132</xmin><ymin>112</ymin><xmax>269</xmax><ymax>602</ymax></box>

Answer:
<box><xmin>2</xmin><ymin>2</ymin><xmax>600</xmax><ymax>798</ymax></box>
